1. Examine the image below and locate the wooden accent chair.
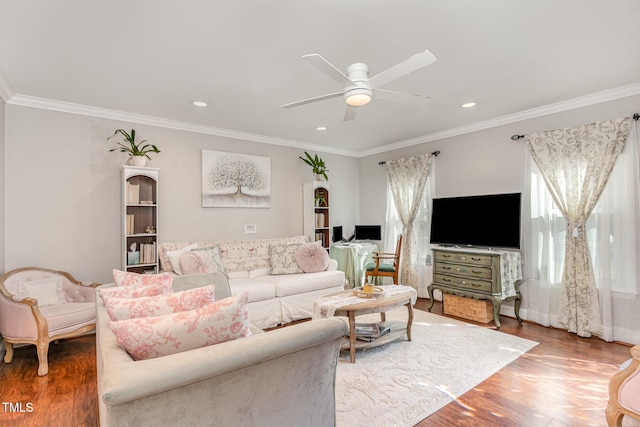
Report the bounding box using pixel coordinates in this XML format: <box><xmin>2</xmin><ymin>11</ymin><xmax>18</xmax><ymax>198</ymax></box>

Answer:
<box><xmin>606</xmin><ymin>345</ymin><xmax>640</xmax><ymax>426</ymax></box>
<box><xmin>0</xmin><ymin>267</ymin><xmax>99</xmax><ymax>376</ymax></box>
<box><xmin>364</xmin><ymin>234</ymin><xmax>403</xmax><ymax>285</ymax></box>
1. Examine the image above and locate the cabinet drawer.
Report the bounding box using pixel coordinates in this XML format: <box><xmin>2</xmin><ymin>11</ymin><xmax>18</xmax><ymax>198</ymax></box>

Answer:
<box><xmin>434</xmin><ymin>263</ymin><xmax>493</xmax><ymax>280</ymax></box>
<box><xmin>433</xmin><ymin>274</ymin><xmax>493</xmax><ymax>293</ymax></box>
<box><xmin>434</xmin><ymin>251</ymin><xmax>493</xmax><ymax>266</ymax></box>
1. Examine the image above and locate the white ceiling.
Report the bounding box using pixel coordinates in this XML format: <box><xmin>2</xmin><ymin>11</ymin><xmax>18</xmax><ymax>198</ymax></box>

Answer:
<box><xmin>1</xmin><ymin>0</ymin><xmax>639</xmax><ymax>156</ymax></box>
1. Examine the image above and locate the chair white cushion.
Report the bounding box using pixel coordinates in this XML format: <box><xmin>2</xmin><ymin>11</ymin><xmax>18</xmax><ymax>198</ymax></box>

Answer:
<box><xmin>40</xmin><ymin>302</ymin><xmax>96</xmax><ymax>334</ymax></box>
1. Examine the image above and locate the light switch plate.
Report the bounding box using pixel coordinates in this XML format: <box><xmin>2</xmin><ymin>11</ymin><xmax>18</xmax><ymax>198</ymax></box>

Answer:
<box><xmin>244</xmin><ymin>224</ymin><xmax>257</xmax><ymax>234</ymax></box>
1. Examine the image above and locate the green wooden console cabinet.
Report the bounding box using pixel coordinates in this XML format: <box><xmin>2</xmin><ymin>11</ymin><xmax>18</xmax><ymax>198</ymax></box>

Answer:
<box><xmin>427</xmin><ymin>247</ymin><xmax>523</xmax><ymax>329</ymax></box>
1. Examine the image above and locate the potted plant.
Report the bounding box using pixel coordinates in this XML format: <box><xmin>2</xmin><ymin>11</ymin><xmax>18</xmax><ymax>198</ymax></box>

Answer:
<box><xmin>107</xmin><ymin>129</ymin><xmax>160</xmax><ymax>166</ymax></box>
<box><xmin>315</xmin><ymin>194</ymin><xmax>327</xmax><ymax>207</ymax></box>
<box><xmin>299</xmin><ymin>151</ymin><xmax>328</xmax><ymax>181</ymax></box>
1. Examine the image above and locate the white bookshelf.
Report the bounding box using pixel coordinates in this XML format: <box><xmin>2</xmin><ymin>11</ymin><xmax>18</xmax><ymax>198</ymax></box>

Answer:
<box><xmin>122</xmin><ymin>166</ymin><xmax>159</xmax><ymax>273</ymax></box>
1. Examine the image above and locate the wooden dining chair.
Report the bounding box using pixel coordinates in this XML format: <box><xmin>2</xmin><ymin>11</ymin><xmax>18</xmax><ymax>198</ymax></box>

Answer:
<box><xmin>364</xmin><ymin>234</ymin><xmax>403</xmax><ymax>285</ymax></box>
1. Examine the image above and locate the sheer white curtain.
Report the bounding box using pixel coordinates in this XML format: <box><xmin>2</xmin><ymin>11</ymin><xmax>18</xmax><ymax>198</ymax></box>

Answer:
<box><xmin>522</xmin><ymin>118</ymin><xmax>639</xmax><ymax>341</ymax></box>
<box><xmin>384</xmin><ymin>154</ymin><xmax>435</xmax><ymax>296</ymax></box>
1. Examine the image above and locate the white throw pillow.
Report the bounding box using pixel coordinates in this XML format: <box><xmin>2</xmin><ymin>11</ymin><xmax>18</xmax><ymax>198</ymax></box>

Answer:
<box><xmin>166</xmin><ymin>244</ymin><xmax>200</xmax><ymax>275</ymax></box>
<box><xmin>16</xmin><ymin>277</ymin><xmax>66</xmax><ymax>307</ymax></box>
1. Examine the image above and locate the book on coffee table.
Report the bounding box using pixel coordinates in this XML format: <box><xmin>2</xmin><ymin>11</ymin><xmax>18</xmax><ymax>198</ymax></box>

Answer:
<box><xmin>355</xmin><ymin>322</ymin><xmax>391</xmax><ymax>342</ymax></box>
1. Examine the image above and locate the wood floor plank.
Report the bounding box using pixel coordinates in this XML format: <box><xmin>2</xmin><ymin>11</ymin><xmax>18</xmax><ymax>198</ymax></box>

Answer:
<box><xmin>0</xmin><ymin>299</ymin><xmax>633</xmax><ymax>427</ymax></box>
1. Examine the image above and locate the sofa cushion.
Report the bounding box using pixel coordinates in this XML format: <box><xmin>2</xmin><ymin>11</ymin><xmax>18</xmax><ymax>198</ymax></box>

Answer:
<box><xmin>294</xmin><ymin>242</ymin><xmax>330</xmax><ymax>273</ymax></box>
<box><xmin>265</xmin><ymin>270</ymin><xmax>345</xmax><ymax>297</ymax></box>
<box><xmin>98</xmin><ymin>282</ymin><xmax>173</xmax><ymax>300</ymax></box>
<box><xmin>269</xmin><ymin>242</ymin><xmax>304</xmax><ymax>275</ymax></box>
<box><xmin>112</xmin><ymin>270</ymin><xmax>173</xmax><ymax>288</ymax></box>
<box><xmin>102</xmin><ymin>286</ymin><xmax>216</xmax><ymax>321</ymax></box>
<box><xmin>109</xmin><ymin>292</ymin><xmax>252</xmax><ymax>361</ymax></box>
<box><xmin>228</xmin><ymin>278</ymin><xmax>276</xmax><ymax>303</ymax></box>
<box><xmin>16</xmin><ymin>277</ymin><xmax>67</xmax><ymax>307</ymax></box>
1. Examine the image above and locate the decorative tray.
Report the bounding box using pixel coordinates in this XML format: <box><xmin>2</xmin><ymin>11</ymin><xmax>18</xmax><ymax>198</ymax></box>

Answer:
<box><xmin>353</xmin><ymin>286</ymin><xmax>385</xmax><ymax>299</ymax></box>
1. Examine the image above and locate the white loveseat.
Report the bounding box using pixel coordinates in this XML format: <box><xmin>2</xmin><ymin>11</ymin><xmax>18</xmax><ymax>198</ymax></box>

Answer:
<box><xmin>158</xmin><ymin>236</ymin><xmax>345</xmax><ymax>329</ymax></box>
<box><xmin>96</xmin><ymin>276</ymin><xmax>348</xmax><ymax>427</ymax></box>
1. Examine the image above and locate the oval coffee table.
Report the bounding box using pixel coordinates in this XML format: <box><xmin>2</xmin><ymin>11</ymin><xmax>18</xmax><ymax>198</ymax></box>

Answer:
<box><xmin>329</xmin><ymin>288</ymin><xmax>415</xmax><ymax>363</ymax></box>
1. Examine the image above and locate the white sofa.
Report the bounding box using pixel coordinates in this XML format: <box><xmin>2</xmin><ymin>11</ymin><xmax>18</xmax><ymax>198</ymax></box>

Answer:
<box><xmin>158</xmin><ymin>236</ymin><xmax>346</xmax><ymax>329</ymax></box>
<box><xmin>96</xmin><ymin>276</ymin><xmax>349</xmax><ymax>427</ymax></box>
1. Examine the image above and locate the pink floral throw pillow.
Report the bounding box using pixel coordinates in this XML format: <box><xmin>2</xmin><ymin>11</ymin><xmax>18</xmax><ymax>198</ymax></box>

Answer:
<box><xmin>112</xmin><ymin>269</ymin><xmax>173</xmax><ymax>288</ymax></box>
<box><xmin>98</xmin><ymin>281</ymin><xmax>173</xmax><ymax>301</ymax></box>
<box><xmin>102</xmin><ymin>286</ymin><xmax>216</xmax><ymax>321</ymax></box>
<box><xmin>109</xmin><ymin>292</ymin><xmax>252</xmax><ymax>361</ymax></box>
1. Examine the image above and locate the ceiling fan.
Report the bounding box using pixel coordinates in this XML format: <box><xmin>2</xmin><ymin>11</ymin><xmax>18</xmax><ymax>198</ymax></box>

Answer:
<box><xmin>281</xmin><ymin>49</ymin><xmax>437</xmax><ymax>121</ymax></box>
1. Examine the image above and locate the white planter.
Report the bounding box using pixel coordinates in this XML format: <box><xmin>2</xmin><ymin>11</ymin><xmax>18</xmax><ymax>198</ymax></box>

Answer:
<box><xmin>128</xmin><ymin>156</ymin><xmax>147</xmax><ymax>167</ymax></box>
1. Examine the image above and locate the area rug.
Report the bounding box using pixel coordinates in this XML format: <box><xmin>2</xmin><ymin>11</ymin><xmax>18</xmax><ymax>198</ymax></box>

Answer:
<box><xmin>334</xmin><ymin>308</ymin><xmax>538</xmax><ymax>427</ymax></box>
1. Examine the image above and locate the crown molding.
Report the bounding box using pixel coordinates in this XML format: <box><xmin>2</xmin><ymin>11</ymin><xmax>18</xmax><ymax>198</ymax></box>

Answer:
<box><xmin>360</xmin><ymin>82</ymin><xmax>640</xmax><ymax>157</ymax></box>
<box><xmin>0</xmin><ymin>67</ymin><xmax>15</xmax><ymax>103</ymax></box>
<box><xmin>6</xmin><ymin>82</ymin><xmax>640</xmax><ymax>158</ymax></box>
<box><xmin>6</xmin><ymin>94</ymin><xmax>355</xmax><ymax>157</ymax></box>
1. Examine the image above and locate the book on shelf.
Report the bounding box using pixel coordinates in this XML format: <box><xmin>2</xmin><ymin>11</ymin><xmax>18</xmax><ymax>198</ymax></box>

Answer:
<box><xmin>139</xmin><ymin>242</ymin><xmax>157</xmax><ymax>265</ymax></box>
<box><xmin>126</xmin><ymin>215</ymin><xmax>135</xmax><ymax>235</ymax></box>
<box><xmin>355</xmin><ymin>322</ymin><xmax>391</xmax><ymax>342</ymax></box>
<box><xmin>315</xmin><ymin>212</ymin><xmax>325</xmax><ymax>228</ymax></box>
<box><xmin>126</xmin><ymin>182</ymin><xmax>140</xmax><ymax>204</ymax></box>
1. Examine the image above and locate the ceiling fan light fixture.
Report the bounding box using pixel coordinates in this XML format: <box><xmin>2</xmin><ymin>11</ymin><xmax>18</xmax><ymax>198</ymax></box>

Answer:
<box><xmin>344</xmin><ymin>87</ymin><xmax>373</xmax><ymax>106</ymax></box>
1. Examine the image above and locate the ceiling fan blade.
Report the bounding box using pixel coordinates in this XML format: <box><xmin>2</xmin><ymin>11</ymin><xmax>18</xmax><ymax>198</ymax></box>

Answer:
<box><xmin>375</xmin><ymin>89</ymin><xmax>431</xmax><ymax>106</ymax></box>
<box><xmin>281</xmin><ymin>91</ymin><xmax>343</xmax><ymax>109</ymax></box>
<box><xmin>367</xmin><ymin>49</ymin><xmax>437</xmax><ymax>89</ymax></box>
<box><xmin>303</xmin><ymin>54</ymin><xmax>353</xmax><ymax>86</ymax></box>
<box><xmin>343</xmin><ymin>105</ymin><xmax>358</xmax><ymax>121</ymax></box>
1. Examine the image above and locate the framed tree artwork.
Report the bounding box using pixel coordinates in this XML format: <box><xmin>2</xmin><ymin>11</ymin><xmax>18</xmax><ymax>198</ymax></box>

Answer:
<box><xmin>202</xmin><ymin>150</ymin><xmax>271</xmax><ymax>208</ymax></box>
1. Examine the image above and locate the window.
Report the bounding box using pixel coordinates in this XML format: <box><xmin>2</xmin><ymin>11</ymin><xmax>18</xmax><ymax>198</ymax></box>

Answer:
<box><xmin>525</xmin><ymin>133</ymin><xmax>640</xmax><ymax>294</ymax></box>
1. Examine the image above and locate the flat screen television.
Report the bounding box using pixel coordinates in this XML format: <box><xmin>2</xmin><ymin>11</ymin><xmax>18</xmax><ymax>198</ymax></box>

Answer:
<box><xmin>354</xmin><ymin>225</ymin><xmax>382</xmax><ymax>241</ymax></box>
<box><xmin>430</xmin><ymin>193</ymin><xmax>521</xmax><ymax>249</ymax></box>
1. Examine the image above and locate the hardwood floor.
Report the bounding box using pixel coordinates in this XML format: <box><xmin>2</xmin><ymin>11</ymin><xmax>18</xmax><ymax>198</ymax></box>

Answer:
<box><xmin>0</xmin><ymin>299</ymin><xmax>634</xmax><ymax>427</ymax></box>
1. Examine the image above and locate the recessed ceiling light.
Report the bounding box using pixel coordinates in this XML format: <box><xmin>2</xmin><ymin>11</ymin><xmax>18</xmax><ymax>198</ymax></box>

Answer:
<box><xmin>461</xmin><ymin>102</ymin><xmax>477</xmax><ymax>108</ymax></box>
<box><xmin>316</xmin><ymin>126</ymin><xmax>327</xmax><ymax>131</ymax></box>
<box><xmin>193</xmin><ymin>101</ymin><xmax>208</xmax><ymax>107</ymax></box>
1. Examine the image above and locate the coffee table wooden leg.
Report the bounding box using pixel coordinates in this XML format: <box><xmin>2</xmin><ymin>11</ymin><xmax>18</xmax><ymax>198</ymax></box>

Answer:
<box><xmin>349</xmin><ymin>311</ymin><xmax>356</xmax><ymax>363</ymax></box>
<box><xmin>406</xmin><ymin>303</ymin><xmax>413</xmax><ymax>342</ymax></box>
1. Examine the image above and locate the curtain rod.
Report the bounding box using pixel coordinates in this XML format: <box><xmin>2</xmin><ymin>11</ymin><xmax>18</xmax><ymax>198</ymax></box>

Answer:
<box><xmin>510</xmin><ymin>113</ymin><xmax>640</xmax><ymax>141</ymax></box>
<box><xmin>378</xmin><ymin>150</ymin><xmax>440</xmax><ymax>165</ymax></box>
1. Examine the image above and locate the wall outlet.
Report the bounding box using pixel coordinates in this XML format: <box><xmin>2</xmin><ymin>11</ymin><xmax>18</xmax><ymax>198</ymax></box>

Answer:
<box><xmin>244</xmin><ymin>224</ymin><xmax>257</xmax><ymax>234</ymax></box>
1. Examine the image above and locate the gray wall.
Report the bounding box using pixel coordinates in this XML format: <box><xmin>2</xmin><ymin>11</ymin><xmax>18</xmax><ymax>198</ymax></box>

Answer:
<box><xmin>4</xmin><ymin>105</ymin><xmax>359</xmax><ymax>283</ymax></box>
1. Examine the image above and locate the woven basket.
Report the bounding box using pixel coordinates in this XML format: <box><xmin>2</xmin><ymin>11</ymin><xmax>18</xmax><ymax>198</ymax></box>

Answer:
<box><xmin>443</xmin><ymin>294</ymin><xmax>494</xmax><ymax>323</ymax></box>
